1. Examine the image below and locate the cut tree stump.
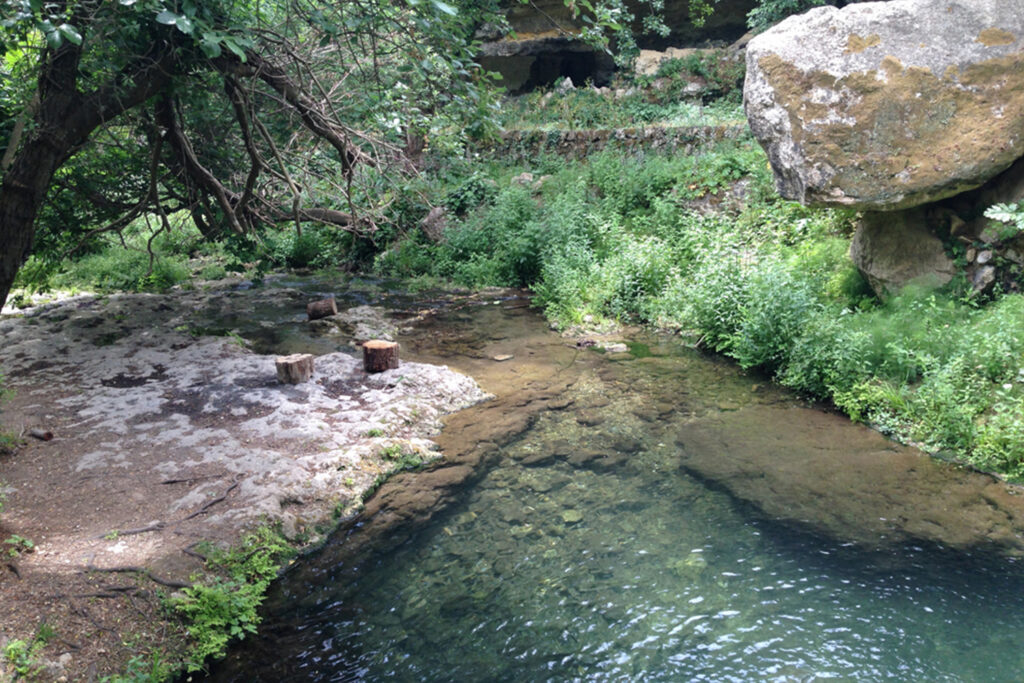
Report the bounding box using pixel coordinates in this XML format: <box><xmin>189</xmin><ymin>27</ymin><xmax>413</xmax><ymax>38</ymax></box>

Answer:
<box><xmin>306</xmin><ymin>297</ymin><xmax>338</xmax><ymax>321</ymax></box>
<box><xmin>276</xmin><ymin>353</ymin><xmax>315</xmax><ymax>384</ymax></box>
<box><xmin>363</xmin><ymin>340</ymin><xmax>399</xmax><ymax>373</ymax></box>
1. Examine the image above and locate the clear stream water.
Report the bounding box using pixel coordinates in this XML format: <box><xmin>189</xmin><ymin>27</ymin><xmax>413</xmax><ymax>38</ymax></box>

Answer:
<box><xmin>201</xmin><ymin>277</ymin><xmax>1024</xmax><ymax>682</ymax></box>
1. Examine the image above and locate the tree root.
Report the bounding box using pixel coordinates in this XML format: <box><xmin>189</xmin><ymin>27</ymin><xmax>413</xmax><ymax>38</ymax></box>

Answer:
<box><xmin>96</xmin><ymin>477</ymin><xmax>241</xmax><ymax>539</ymax></box>
<box><xmin>82</xmin><ymin>565</ymin><xmax>190</xmax><ymax>589</ymax></box>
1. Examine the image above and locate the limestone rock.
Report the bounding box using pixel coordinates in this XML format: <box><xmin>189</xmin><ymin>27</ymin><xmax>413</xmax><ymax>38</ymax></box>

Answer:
<box><xmin>744</xmin><ymin>0</ymin><xmax>1024</xmax><ymax>210</ymax></box>
<box><xmin>420</xmin><ymin>206</ymin><xmax>448</xmax><ymax>243</ymax></box>
<box><xmin>849</xmin><ymin>209</ymin><xmax>955</xmax><ymax>295</ymax></box>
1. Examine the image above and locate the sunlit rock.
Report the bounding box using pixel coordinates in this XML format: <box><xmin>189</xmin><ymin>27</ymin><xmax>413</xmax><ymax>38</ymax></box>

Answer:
<box><xmin>744</xmin><ymin>0</ymin><xmax>1024</xmax><ymax>211</ymax></box>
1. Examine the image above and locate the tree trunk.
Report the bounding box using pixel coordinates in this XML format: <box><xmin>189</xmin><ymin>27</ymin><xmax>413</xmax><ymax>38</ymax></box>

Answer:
<box><xmin>363</xmin><ymin>340</ymin><xmax>399</xmax><ymax>373</ymax></box>
<box><xmin>276</xmin><ymin>353</ymin><xmax>315</xmax><ymax>384</ymax></box>
<box><xmin>0</xmin><ymin>42</ymin><xmax>176</xmax><ymax>310</ymax></box>
<box><xmin>306</xmin><ymin>297</ymin><xmax>338</xmax><ymax>320</ymax></box>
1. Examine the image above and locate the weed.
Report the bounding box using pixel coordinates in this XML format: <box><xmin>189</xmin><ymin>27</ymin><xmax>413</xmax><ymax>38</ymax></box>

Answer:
<box><xmin>4</xmin><ymin>534</ymin><xmax>35</xmax><ymax>558</ymax></box>
<box><xmin>100</xmin><ymin>652</ymin><xmax>173</xmax><ymax>682</ymax></box>
<box><xmin>4</xmin><ymin>623</ymin><xmax>56</xmax><ymax>678</ymax></box>
<box><xmin>171</xmin><ymin>526</ymin><xmax>294</xmax><ymax>671</ymax></box>
<box><xmin>365</xmin><ymin>428</ymin><xmax>385</xmax><ymax>438</ymax></box>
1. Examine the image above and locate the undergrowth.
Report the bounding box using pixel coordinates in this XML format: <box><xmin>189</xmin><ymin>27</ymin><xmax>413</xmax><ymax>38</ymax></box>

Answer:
<box><xmin>171</xmin><ymin>526</ymin><xmax>295</xmax><ymax>672</ymax></box>
<box><xmin>377</xmin><ymin>137</ymin><xmax>1024</xmax><ymax>480</ymax></box>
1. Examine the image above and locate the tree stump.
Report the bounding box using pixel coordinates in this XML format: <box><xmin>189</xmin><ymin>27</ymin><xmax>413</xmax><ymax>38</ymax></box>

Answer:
<box><xmin>306</xmin><ymin>297</ymin><xmax>338</xmax><ymax>321</ymax></box>
<box><xmin>276</xmin><ymin>353</ymin><xmax>315</xmax><ymax>384</ymax></box>
<box><xmin>363</xmin><ymin>340</ymin><xmax>399</xmax><ymax>373</ymax></box>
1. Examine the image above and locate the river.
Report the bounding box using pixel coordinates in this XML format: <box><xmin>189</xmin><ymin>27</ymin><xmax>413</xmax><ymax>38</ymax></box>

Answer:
<box><xmin>201</xmin><ymin>277</ymin><xmax>1024</xmax><ymax>681</ymax></box>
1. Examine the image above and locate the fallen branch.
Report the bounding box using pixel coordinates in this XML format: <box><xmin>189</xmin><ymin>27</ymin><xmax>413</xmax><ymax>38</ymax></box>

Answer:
<box><xmin>28</xmin><ymin>428</ymin><xmax>53</xmax><ymax>441</ymax></box>
<box><xmin>97</xmin><ymin>477</ymin><xmax>241</xmax><ymax>538</ymax></box>
<box><xmin>182</xmin><ymin>543</ymin><xmax>209</xmax><ymax>561</ymax></box>
<box><xmin>95</xmin><ymin>521</ymin><xmax>165</xmax><ymax>539</ymax></box>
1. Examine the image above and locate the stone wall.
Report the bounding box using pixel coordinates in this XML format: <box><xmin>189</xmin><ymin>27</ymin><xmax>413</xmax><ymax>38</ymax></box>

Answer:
<box><xmin>486</xmin><ymin>124</ymin><xmax>746</xmax><ymax>161</ymax></box>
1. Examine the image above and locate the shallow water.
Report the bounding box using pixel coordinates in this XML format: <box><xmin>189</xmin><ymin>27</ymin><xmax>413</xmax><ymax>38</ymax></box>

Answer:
<box><xmin>203</xmin><ymin>279</ymin><xmax>1024</xmax><ymax>682</ymax></box>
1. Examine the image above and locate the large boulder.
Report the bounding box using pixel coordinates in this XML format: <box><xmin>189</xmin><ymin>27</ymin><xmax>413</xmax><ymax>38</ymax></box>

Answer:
<box><xmin>744</xmin><ymin>0</ymin><xmax>1024</xmax><ymax>211</ymax></box>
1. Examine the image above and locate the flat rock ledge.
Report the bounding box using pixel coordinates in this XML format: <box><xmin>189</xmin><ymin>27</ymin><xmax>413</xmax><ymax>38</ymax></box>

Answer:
<box><xmin>0</xmin><ymin>289</ymin><xmax>490</xmax><ymax>678</ymax></box>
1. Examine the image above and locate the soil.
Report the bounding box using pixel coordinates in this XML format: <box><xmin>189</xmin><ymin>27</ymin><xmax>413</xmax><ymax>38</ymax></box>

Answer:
<box><xmin>0</xmin><ymin>285</ymin><xmax>491</xmax><ymax>681</ymax></box>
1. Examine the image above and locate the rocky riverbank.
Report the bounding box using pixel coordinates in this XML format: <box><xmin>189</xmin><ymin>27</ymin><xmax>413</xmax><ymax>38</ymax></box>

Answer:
<box><xmin>0</xmin><ymin>282</ymin><xmax>490</xmax><ymax>679</ymax></box>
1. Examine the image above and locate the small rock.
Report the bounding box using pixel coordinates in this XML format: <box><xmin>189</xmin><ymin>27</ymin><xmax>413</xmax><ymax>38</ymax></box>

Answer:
<box><xmin>965</xmin><ymin>247</ymin><xmax>977</xmax><ymax>263</ymax></box>
<box><xmin>492</xmin><ymin>354</ymin><xmax>514</xmax><ymax>362</ymax></box>
<box><xmin>602</xmin><ymin>342</ymin><xmax>628</xmax><ymax>354</ymax></box>
<box><xmin>977</xmin><ymin>249</ymin><xmax>994</xmax><ymax>265</ymax></box>
<box><xmin>556</xmin><ymin>77</ymin><xmax>574</xmax><ymax>93</ymax></box>
<box><xmin>511</xmin><ymin>172</ymin><xmax>535</xmax><ymax>187</ymax></box>
<box><xmin>561</xmin><ymin>509</ymin><xmax>583</xmax><ymax>524</ymax></box>
<box><xmin>972</xmin><ymin>265</ymin><xmax>997</xmax><ymax>290</ymax></box>
<box><xmin>420</xmin><ymin>206</ymin><xmax>448</xmax><ymax>243</ymax></box>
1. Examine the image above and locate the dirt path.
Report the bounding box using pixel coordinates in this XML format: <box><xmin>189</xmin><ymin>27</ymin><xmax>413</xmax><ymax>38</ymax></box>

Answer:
<box><xmin>0</xmin><ymin>287</ymin><xmax>490</xmax><ymax>680</ymax></box>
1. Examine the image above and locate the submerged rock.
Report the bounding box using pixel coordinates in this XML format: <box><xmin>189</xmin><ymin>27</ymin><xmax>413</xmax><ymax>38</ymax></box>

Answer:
<box><xmin>677</xmin><ymin>403</ymin><xmax>1024</xmax><ymax>555</ymax></box>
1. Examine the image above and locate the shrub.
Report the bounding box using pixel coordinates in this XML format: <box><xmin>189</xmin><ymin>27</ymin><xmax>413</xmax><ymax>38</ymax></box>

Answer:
<box><xmin>748</xmin><ymin>0</ymin><xmax>827</xmax><ymax>32</ymax></box>
<box><xmin>172</xmin><ymin>527</ymin><xmax>293</xmax><ymax>671</ymax></box>
<box><xmin>974</xmin><ymin>391</ymin><xmax>1024</xmax><ymax>479</ymax></box>
<box><xmin>673</xmin><ymin>250</ymin><xmax>751</xmax><ymax>351</ymax></box>
<box><xmin>728</xmin><ymin>261</ymin><xmax>819</xmax><ymax>372</ymax></box>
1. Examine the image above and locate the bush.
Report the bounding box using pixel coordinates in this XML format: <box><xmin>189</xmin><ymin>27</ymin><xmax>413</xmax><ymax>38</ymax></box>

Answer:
<box><xmin>728</xmin><ymin>261</ymin><xmax>819</xmax><ymax>372</ymax></box>
<box><xmin>672</xmin><ymin>251</ymin><xmax>751</xmax><ymax>351</ymax></box>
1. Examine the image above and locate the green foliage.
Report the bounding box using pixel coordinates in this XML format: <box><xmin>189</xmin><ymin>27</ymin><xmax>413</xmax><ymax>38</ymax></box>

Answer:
<box><xmin>727</xmin><ymin>261</ymin><xmax>819</xmax><ymax>372</ymax></box>
<box><xmin>4</xmin><ymin>533</ymin><xmax>34</xmax><ymax>558</ymax></box>
<box><xmin>984</xmin><ymin>201</ymin><xmax>1024</xmax><ymax>241</ymax></box>
<box><xmin>55</xmin><ymin>249</ymin><xmax>191</xmax><ymax>294</ymax></box>
<box><xmin>747</xmin><ymin>0</ymin><xmax>826</xmax><ymax>32</ymax></box>
<box><xmin>379</xmin><ymin>444</ymin><xmax>426</xmax><ymax>469</ymax></box>
<box><xmin>173</xmin><ymin>577</ymin><xmax>264</xmax><ymax>669</ymax></box>
<box><xmin>3</xmin><ymin>623</ymin><xmax>55</xmax><ymax>679</ymax></box>
<box><xmin>443</xmin><ymin>173</ymin><xmax>498</xmax><ymax>215</ymax></box>
<box><xmin>100</xmin><ymin>652</ymin><xmax>173</xmax><ymax>683</ymax></box>
<box><xmin>171</xmin><ymin>527</ymin><xmax>294</xmax><ymax>671</ymax></box>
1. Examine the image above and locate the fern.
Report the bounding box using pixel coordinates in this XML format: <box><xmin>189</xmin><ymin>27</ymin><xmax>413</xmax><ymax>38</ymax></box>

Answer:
<box><xmin>984</xmin><ymin>201</ymin><xmax>1024</xmax><ymax>232</ymax></box>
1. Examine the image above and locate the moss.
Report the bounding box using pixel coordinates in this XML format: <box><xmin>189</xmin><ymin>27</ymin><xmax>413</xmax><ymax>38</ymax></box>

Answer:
<box><xmin>756</xmin><ymin>50</ymin><xmax>1024</xmax><ymax>208</ymax></box>
<box><xmin>844</xmin><ymin>33</ymin><xmax>881</xmax><ymax>54</ymax></box>
<box><xmin>976</xmin><ymin>28</ymin><xmax>1016</xmax><ymax>47</ymax></box>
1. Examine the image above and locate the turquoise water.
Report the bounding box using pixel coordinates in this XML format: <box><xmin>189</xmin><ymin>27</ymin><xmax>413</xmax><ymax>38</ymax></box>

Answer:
<box><xmin>204</xmin><ymin>283</ymin><xmax>1024</xmax><ymax>682</ymax></box>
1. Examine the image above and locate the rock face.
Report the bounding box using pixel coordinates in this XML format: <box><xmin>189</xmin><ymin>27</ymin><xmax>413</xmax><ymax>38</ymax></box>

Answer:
<box><xmin>744</xmin><ymin>0</ymin><xmax>1024</xmax><ymax>210</ymax></box>
<box><xmin>482</xmin><ymin>0</ymin><xmax>756</xmax><ymax>92</ymax></box>
<box><xmin>849</xmin><ymin>208</ymin><xmax>957</xmax><ymax>294</ymax></box>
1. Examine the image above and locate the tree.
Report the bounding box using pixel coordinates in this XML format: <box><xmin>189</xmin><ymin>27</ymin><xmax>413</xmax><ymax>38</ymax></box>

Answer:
<box><xmin>0</xmin><ymin>0</ymin><xmax>505</xmax><ymax>308</ymax></box>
